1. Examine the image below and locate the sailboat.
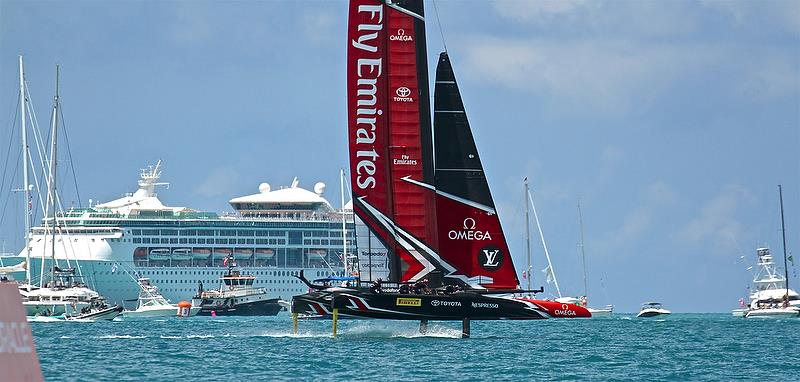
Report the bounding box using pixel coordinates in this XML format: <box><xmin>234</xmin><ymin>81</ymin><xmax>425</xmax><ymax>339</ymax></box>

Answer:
<box><xmin>522</xmin><ymin>181</ymin><xmax>612</xmax><ymax>317</ymax></box>
<box><xmin>291</xmin><ymin>0</ymin><xmax>589</xmax><ymax>337</ymax></box>
<box><xmin>14</xmin><ymin>58</ymin><xmax>121</xmax><ymax>321</ymax></box>
<box><xmin>744</xmin><ymin>185</ymin><xmax>800</xmax><ymax>319</ymax></box>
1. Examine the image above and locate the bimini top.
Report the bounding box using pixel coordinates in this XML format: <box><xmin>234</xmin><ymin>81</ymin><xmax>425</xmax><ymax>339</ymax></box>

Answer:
<box><xmin>228</xmin><ymin>178</ymin><xmax>333</xmax><ymax>217</ymax></box>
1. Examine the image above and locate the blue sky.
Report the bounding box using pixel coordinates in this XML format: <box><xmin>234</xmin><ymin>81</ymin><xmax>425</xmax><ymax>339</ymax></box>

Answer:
<box><xmin>1</xmin><ymin>0</ymin><xmax>798</xmax><ymax>312</ymax></box>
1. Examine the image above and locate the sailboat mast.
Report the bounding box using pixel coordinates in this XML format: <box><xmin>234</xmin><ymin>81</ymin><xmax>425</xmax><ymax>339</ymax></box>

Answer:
<box><xmin>19</xmin><ymin>56</ymin><xmax>32</xmax><ymax>289</ymax></box>
<box><xmin>341</xmin><ymin>168</ymin><xmax>348</xmax><ymax>276</ymax></box>
<box><xmin>528</xmin><ymin>185</ymin><xmax>561</xmax><ymax>297</ymax></box>
<box><xmin>48</xmin><ymin>65</ymin><xmax>60</xmax><ymax>285</ymax></box>
<box><xmin>578</xmin><ymin>201</ymin><xmax>588</xmax><ymax>298</ymax></box>
<box><xmin>778</xmin><ymin>184</ymin><xmax>789</xmax><ymax>306</ymax></box>
<box><xmin>524</xmin><ymin>178</ymin><xmax>532</xmax><ymax>291</ymax></box>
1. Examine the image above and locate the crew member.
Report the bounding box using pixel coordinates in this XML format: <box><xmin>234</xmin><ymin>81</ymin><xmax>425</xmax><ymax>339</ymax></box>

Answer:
<box><xmin>370</xmin><ymin>278</ymin><xmax>382</xmax><ymax>294</ymax></box>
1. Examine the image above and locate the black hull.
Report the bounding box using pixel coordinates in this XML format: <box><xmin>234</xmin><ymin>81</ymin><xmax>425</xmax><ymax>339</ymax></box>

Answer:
<box><xmin>197</xmin><ymin>298</ymin><xmax>282</xmax><ymax>316</ymax></box>
<box><xmin>292</xmin><ymin>290</ymin><xmax>548</xmax><ymax>320</ymax></box>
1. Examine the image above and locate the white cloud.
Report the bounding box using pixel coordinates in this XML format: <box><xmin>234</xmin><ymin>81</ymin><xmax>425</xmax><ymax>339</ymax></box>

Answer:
<box><xmin>300</xmin><ymin>9</ymin><xmax>337</xmax><ymax>45</ymax></box>
<box><xmin>461</xmin><ymin>38</ymin><xmax>709</xmax><ymax>115</ymax></box>
<box><xmin>676</xmin><ymin>184</ymin><xmax>756</xmax><ymax>252</ymax></box>
<box><xmin>193</xmin><ymin>166</ymin><xmax>240</xmax><ymax>198</ymax></box>
<box><xmin>492</xmin><ymin>0</ymin><xmax>590</xmax><ymax>21</ymax></box>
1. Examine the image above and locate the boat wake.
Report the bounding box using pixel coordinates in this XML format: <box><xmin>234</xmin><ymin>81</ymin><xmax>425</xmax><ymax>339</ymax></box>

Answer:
<box><xmin>97</xmin><ymin>335</ymin><xmax>147</xmax><ymax>339</ymax></box>
<box><xmin>338</xmin><ymin>322</ymin><xmax>462</xmax><ymax>339</ymax></box>
<box><xmin>27</xmin><ymin>316</ymin><xmax>63</xmax><ymax>323</ymax></box>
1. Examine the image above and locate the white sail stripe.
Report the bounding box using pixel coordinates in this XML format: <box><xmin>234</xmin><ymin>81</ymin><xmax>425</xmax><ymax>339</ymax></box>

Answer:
<box><xmin>358</xmin><ymin>197</ymin><xmax>456</xmax><ymax>278</ymax></box>
<box><xmin>385</xmin><ymin>2</ymin><xmax>424</xmax><ymax>21</ymax></box>
<box><xmin>374</xmin><ymin>211</ymin><xmax>438</xmax><ymax>280</ymax></box>
<box><xmin>435</xmin><ymin>81</ymin><xmax>456</xmax><ymax>84</ymax></box>
<box><xmin>435</xmin><ymin>190</ymin><xmax>496</xmax><ymax>215</ymax></box>
<box><xmin>400</xmin><ymin>176</ymin><xmax>434</xmax><ymax>190</ymax></box>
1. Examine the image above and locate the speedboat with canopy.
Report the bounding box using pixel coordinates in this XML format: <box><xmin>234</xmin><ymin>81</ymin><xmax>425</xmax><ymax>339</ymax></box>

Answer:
<box><xmin>636</xmin><ymin>302</ymin><xmax>671</xmax><ymax>318</ymax></box>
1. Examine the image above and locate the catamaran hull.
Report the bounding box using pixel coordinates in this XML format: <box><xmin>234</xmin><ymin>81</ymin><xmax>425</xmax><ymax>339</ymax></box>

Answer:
<box><xmin>515</xmin><ymin>299</ymin><xmax>593</xmax><ymax>318</ymax></box>
<box><xmin>325</xmin><ymin>292</ymin><xmax>550</xmax><ymax>320</ymax></box>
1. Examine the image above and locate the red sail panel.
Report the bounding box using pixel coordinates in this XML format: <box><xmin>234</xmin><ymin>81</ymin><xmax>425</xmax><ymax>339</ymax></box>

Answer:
<box><xmin>435</xmin><ymin>195</ymin><xmax>518</xmax><ymax>289</ymax></box>
<box><xmin>347</xmin><ymin>0</ymin><xmax>395</xmax><ymax>272</ymax></box>
<box><xmin>386</xmin><ymin>7</ymin><xmax>438</xmax><ymax>282</ymax></box>
<box><xmin>347</xmin><ymin>0</ymin><xmax>391</xmax><ymax>212</ymax></box>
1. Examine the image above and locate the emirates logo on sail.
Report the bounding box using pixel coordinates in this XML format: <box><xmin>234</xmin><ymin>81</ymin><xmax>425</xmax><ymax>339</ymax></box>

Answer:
<box><xmin>448</xmin><ymin>218</ymin><xmax>493</xmax><ymax>241</ymax></box>
<box><xmin>394</xmin><ymin>86</ymin><xmax>413</xmax><ymax>102</ymax></box>
<box><xmin>350</xmin><ymin>3</ymin><xmax>385</xmax><ymax>190</ymax></box>
<box><xmin>389</xmin><ymin>28</ymin><xmax>413</xmax><ymax>42</ymax></box>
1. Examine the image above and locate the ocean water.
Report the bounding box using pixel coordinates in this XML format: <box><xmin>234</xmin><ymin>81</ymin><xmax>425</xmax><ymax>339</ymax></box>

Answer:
<box><xmin>31</xmin><ymin>313</ymin><xmax>798</xmax><ymax>381</ymax></box>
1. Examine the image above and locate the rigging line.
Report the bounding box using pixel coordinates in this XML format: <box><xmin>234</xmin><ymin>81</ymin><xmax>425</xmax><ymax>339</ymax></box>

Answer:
<box><xmin>0</xmin><ymin>93</ymin><xmax>20</xmax><ymax>199</ymax></box>
<box><xmin>527</xmin><ymin>185</ymin><xmax>561</xmax><ymax>298</ymax></box>
<box><xmin>58</xmin><ymin>105</ymin><xmax>82</xmax><ymax>208</ymax></box>
<box><xmin>431</xmin><ymin>0</ymin><xmax>448</xmax><ymax>53</ymax></box>
<box><xmin>0</xmin><ymin>150</ymin><xmax>22</xmax><ymax>228</ymax></box>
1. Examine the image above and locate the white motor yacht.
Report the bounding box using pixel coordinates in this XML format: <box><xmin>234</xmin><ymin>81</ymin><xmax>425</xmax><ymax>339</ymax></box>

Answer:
<box><xmin>744</xmin><ymin>305</ymin><xmax>800</xmax><ymax>319</ymax></box>
<box><xmin>739</xmin><ymin>188</ymin><xmax>799</xmax><ymax>319</ymax></box>
<box><xmin>123</xmin><ymin>278</ymin><xmax>199</xmax><ymax>318</ymax></box>
<box><xmin>637</xmin><ymin>302</ymin><xmax>671</xmax><ymax>318</ymax></box>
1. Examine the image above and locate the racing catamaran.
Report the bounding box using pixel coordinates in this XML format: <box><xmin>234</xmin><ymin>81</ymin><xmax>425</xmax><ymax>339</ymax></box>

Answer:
<box><xmin>291</xmin><ymin>0</ymin><xmax>589</xmax><ymax>337</ymax></box>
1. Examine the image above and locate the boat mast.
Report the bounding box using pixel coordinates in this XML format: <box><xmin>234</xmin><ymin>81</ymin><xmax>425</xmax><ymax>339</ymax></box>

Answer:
<box><xmin>47</xmin><ymin>65</ymin><xmax>60</xmax><ymax>286</ymax></box>
<box><xmin>524</xmin><ymin>178</ymin><xmax>532</xmax><ymax>291</ymax></box>
<box><xmin>778</xmin><ymin>184</ymin><xmax>789</xmax><ymax>307</ymax></box>
<box><xmin>18</xmin><ymin>56</ymin><xmax>32</xmax><ymax>289</ymax></box>
<box><xmin>578</xmin><ymin>200</ymin><xmax>588</xmax><ymax>298</ymax></box>
<box><xmin>527</xmin><ymin>183</ymin><xmax>561</xmax><ymax>297</ymax></box>
<box><xmin>340</xmin><ymin>168</ymin><xmax>348</xmax><ymax>277</ymax></box>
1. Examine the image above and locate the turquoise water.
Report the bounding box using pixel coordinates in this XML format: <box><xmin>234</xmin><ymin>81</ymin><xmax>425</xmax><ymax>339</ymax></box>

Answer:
<box><xmin>31</xmin><ymin>314</ymin><xmax>798</xmax><ymax>381</ymax></box>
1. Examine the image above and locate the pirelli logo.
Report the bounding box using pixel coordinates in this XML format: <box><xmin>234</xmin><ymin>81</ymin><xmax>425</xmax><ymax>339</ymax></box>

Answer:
<box><xmin>395</xmin><ymin>298</ymin><xmax>422</xmax><ymax>307</ymax></box>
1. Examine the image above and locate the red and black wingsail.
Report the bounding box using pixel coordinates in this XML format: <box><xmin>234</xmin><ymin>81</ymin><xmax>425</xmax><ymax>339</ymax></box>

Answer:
<box><xmin>348</xmin><ymin>0</ymin><xmax>440</xmax><ymax>283</ymax></box>
<box><xmin>432</xmin><ymin>53</ymin><xmax>520</xmax><ymax>289</ymax></box>
<box><xmin>348</xmin><ymin>0</ymin><xmax>518</xmax><ymax>289</ymax></box>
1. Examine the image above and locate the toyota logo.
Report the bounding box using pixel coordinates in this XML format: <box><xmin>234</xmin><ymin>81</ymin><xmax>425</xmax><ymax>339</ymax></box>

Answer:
<box><xmin>431</xmin><ymin>300</ymin><xmax>441</xmax><ymax>307</ymax></box>
<box><xmin>396</xmin><ymin>86</ymin><xmax>411</xmax><ymax>97</ymax></box>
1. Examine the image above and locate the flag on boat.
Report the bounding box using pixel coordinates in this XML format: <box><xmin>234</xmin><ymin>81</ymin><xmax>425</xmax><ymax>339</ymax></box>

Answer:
<box><xmin>111</xmin><ymin>263</ymin><xmax>118</xmax><ymax>274</ymax></box>
<box><xmin>788</xmin><ymin>255</ymin><xmax>794</xmax><ymax>266</ymax></box>
<box><xmin>223</xmin><ymin>257</ymin><xmax>229</xmax><ymax>266</ymax></box>
<box><xmin>542</xmin><ymin>265</ymin><xmax>553</xmax><ymax>284</ymax></box>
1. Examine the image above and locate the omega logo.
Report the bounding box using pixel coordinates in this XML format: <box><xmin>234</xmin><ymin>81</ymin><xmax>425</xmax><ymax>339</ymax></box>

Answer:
<box><xmin>389</xmin><ymin>28</ymin><xmax>414</xmax><ymax>41</ymax></box>
<box><xmin>448</xmin><ymin>218</ymin><xmax>491</xmax><ymax>241</ymax></box>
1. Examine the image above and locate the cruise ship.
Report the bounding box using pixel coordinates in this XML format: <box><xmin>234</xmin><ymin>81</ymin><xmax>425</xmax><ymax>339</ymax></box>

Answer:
<box><xmin>8</xmin><ymin>162</ymin><xmax>352</xmax><ymax>307</ymax></box>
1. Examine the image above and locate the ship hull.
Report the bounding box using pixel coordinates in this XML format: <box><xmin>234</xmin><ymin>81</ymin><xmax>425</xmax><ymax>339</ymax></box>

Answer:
<box><xmin>194</xmin><ymin>298</ymin><xmax>282</xmax><ymax>316</ymax></box>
